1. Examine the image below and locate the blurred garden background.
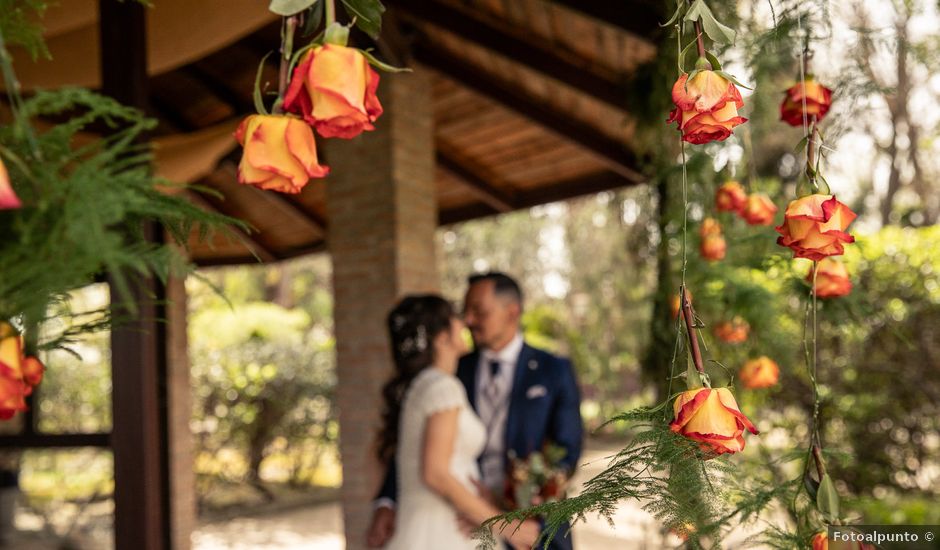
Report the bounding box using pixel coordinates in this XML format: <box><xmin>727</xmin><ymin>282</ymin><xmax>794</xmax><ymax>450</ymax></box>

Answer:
<box><xmin>2</xmin><ymin>0</ymin><xmax>939</xmax><ymax>547</ymax></box>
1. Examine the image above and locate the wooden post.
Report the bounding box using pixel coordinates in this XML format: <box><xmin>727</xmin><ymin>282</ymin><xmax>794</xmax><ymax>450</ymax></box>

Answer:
<box><xmin>99</xmin><ymin>1</ymin><xmax>171</xmax><ymax>549</ymax></box>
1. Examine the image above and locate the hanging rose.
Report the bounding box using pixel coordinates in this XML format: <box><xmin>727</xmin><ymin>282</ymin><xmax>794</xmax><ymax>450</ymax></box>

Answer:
<box><xmin>780</xmin><ymin>77</ymin><xmax>833</xmax><ymax>127</ymax></box>
<box><xmin>739</xmin><ymin>356</ymin><xmax>779</xmax><ymax>389</ymax></box>
<box><xmin>284</xmin><ymin>44</ymin><xmax>383</xmax><ymax>139</ymax></box>
<box><xmin>669</xmin><ymin>387</ymin><xmax>758</xmax><ymax>455</ymax></box>
<box><xmin>21</xmin><ymin>356</ymin><xmax>44</xmax><ymax>388</ymax></box>
<box><xmin>667</xmin><ymin>70</ymin><xmax>747</xmax><ymax>144</ymax></box>
<box><xmin>715</xmin><ymin>317</ymin><xmax>749</xmax><ymax>344</ymax></box>
<box><xmin>741</xmin><ymin>193</ymin><xmax>778</xmax><ymax>226</ymax></box>
<box><xmin>809</xmin><ymin>257</ymin><xmax>852</xmax><ymax>298</ymax></box>
<box><xmin>0</xmin><ymin>158</ymin><xmax>22</xmax><ymax>210</ymax></box>
<box><xmin>811</xmin><ymin>531</ymin><xmax>874</xmax><ymax>550</ymax></box>
<box><xmin>234</xmin><ymin>114</ymin><xmax>329</xmax><ymax>194</ymax></box>
<box><xmin>699</xmin><ymin>217</ymin><xmax>726</xmax><ymax>261</ymax></box>
<box><xmin>776</xmin><ymin>194</ymin><xmax>856</xmax><ymax>260</ymax></box>
<box><xmin>715</xmin><ymin>181</ymin><xmax>747</xmax><ymax>214</ymax></box>
<box><xmin>0</xmin><ymin>322</ymin><xmax>30</xmax><ymax>419</ymax></box>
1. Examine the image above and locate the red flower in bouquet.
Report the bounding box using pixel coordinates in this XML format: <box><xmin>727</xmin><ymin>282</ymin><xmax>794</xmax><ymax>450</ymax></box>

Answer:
<box><xmin>741</xmin><ymin>193</ymin><xmax>778</xmax><ymax>226</ymax></box>
<box><xmin>668</xmin><ymin>70</ymin><xmax>747</xmax><ymax>144</ymax></box>
<box><xmin>776</xmin><ymin>194</ymin><xmax>856</xmax><ymax>260</ymax></box>
<box><xmin>715</xmin><ymin>181</ymin><xmax>747</xmax><ymax>214</ymax></box>
<box><xmin>809</xmin><ymin>257</ymin><xmax>852</xmax><ymax>298</ymax></box>
<box><xmin>284</xmin><ymin>44</ymin><xmax>383</xmax><ymax>139</ymax></box>
<box><xmin>670</xmin><ymin>387</ymin><xmax>758</xmax><ymax>455</ymax></box>
<box><xmin>234</xmin><ymin>114</ymin><xmax>329</xmax><ymax>194</ymax></box>
<box><xmin>0</xmin><ymin>158</ymin><xmax>22</xmax><ymax>210</ymax></box>
<box><xmin>714</xmin><ymin>317</ymin><xmax>749</xmax><ymax>344</ymax></box>
<box><xmin>780</xmin><ymin>78</ymin><xmax>833</xmax><ymax>127</ymax></box>
<box><xmin>739</xmin><ymin>356</ymin><xmax>779</xmax><ymax>389</ymax></box>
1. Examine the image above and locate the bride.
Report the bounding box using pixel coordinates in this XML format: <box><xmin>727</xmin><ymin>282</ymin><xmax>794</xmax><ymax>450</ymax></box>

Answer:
<box><xmin>377</xmin><ymin>295</ymin><xmax>539</xmax><ymax>550</ymax></box>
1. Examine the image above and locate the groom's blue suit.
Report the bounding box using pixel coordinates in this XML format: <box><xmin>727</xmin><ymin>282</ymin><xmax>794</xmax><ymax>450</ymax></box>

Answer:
<box><xmin>378</xmin><ymin>341</ymin><xmax>583</xmax><ymax>550</ymax></box>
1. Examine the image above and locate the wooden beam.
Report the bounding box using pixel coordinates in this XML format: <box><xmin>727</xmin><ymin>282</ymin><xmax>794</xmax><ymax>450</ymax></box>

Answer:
<box><xmin>388</xmin><ymin>0</ymin><xmax>628</xmax><ymax>110</ymax></box>
<box><xmin>439</xmin><ymin>169</ymin><xmax>640</xmax><ymax>225</ymax></box>
<box><xmin>549</xmin><ymin>0</ymin><xmax>665</xmax><ymax>41</ymax></box>
<box><xmin>0</xmin><ymin>432</ymin><xmax>110</xmax><ymax>448</ymax></box>
<box><xmin>99</xmin><ymin>2</ymin><xmax>170</xmax><ymax>549</ymax></box>
<box><xmin>436</xmin><ymin>144</ymin><xmax>514</xmax><ymax>213</ymax></box>
<box><xmin>184</xmin><ymin>190</ymin><xmax>279</xmax><ymax>263</ymax></box>
<box><xmin>217</xmin><ymin>161</ymin><xmax>328</xmax><ymax>234</ymax></box>
<box><xmin>414</xmin><ymin>45</ymin><xmax>646</xmax><ymax>183</ymax></box>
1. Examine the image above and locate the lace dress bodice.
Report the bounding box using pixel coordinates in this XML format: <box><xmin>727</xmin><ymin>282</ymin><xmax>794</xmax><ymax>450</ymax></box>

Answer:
<box><xmin>386</xmin><ymin>368</ymin><xmax>487</xmax><ymax>550</ymax></box>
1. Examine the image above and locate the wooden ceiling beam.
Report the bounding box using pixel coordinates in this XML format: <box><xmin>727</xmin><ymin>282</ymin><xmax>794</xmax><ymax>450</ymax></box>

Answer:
<box><xmin>549</xmin><ymin>0</ymin><xmax>665</xmax><ymax>41</ymax></box>
<box><xmin>183</xmin><ymin>190</ymin><xmax>279</xmax><ymax>263</ymax></box>
<box><xmin>436</xmin><ymin>144</ymin><xmax>515</xmax><ymax>213</ymax></box>
<box><xmin>414</xmin><ymin>46</ymin><xmax>645</xmax><ymax>183</ymax></box>
<box><xmin>388</xmin><ymin>0</ymin><xmax>627</xmax><ymax>110</ymax></box>
<box><xmin>439</xmin><ymin>169</ymin><xmax>636</xmax><ymax>225</ymax></box>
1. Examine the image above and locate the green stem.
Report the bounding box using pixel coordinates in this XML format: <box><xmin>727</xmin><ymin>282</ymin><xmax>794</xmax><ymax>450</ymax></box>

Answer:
<box><xmin>275</xmin><ymin>15</ymin><xmax>299</xmax><ymax>114</ymax></box>
<box><xmin>326</xmin><ymin>0</ymin><xmax>336</xmax><ymax>26</ymax></box>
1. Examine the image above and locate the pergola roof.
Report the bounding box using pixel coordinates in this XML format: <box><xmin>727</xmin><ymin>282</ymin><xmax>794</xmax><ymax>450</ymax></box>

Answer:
<box><xmin>9</xmin><ymin>0</ymin><xmax>663</xmax><ymax>266</ymax></box>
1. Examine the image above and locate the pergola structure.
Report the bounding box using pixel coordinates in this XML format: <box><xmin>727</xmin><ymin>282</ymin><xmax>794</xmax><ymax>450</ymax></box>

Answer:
<box><xmin>1</xmin><ymin>1</ymin><xmax>661</xmax><ymax>548</ymax></box>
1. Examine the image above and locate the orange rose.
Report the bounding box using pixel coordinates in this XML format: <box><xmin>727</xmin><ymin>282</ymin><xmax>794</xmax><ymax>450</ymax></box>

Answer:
<box><xmin>670</xmin><ymin>387</ymin><xmax>758</xmax><ymax>455</ymax></box>
<box><xmin>234</xmin><ymin>114</ymin><xmax>329</xmax><ymax>194</ymax></box>
<box><xmin>741</xmin><ymin>193</ymin><xmax>778</xmax><ymax>226</ymax></box>
<box><xmin>668</xmin><ymin>70</ymin><xmax>747</xmax><ymax>144</ymax></box>
<box><xmin>0</xmin><ymin>158</ymin><xmax>22</xmax><ymax>210</ymax></box>
<box><xmin>776</xmin><ymin>194</ymin><xmax>856</xmax><ymax>261</ymax></box>
<box><xmin>0</xmin><ymin>322</ymin><xmax>29</xmax><ymax>419</ymax></box>
<box><xmin>809</xmin><ymin>257</ymin><xmax>852</xmax><ymax>298</ymax></box>
<box><xmin>716</xmin><ymin>181</ymin><xmax>747</xmax><ymax>213</ymax></box>
<box><xmin>700</xmin><ymin>217</ymin><xmax>723</xmax><ymax>237</ymax></box>
<box><xmin>700</xmin><ymin>234</ymin><xmax>726</xmax><ymax>261</ymax></box>
<box><xmin>21</xmin><ymin>356</ymin><xmax>44</xmax><ymax>388</ymax></box>
<box><xmin>739</xmin><ymin>356</ymin><xmax>779</xmax><ymax>389</ymax></box>
<box><xmin>812</xmin><ymin>531</ymin><xmax>875</xmax><ymax>550</ymax></box>
<box><xmin>780</xmin><ymin>78</ymin><xmax>833</xmax><ymax>127</ymax></box>
<box><xmin>715</xmin><ymin>317</ymin><xmax>749</xmax><ymax>343</ymax></box>
<box><xmin>284</xmin><ymin>44</ymin><xmax>383</xmax><ymax>139</ymax></box>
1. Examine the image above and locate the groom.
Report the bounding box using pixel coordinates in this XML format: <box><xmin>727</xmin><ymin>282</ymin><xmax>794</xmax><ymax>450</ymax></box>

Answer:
<box><xmin>367</xmin><ymin>272</ymin><xmax>583</xmax><ymax>549</ymax></box>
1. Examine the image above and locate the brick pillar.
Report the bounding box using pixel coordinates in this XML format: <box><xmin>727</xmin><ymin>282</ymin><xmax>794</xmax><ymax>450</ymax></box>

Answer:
<box><xmin>166</xmin><ymin>275</ymin><xmax>196</xmax><ymax>550</ymax></box>
<box><xmin>324</xmin><ymin>70</ymin><xmax>438</xmax><ymax>550</ymax></box>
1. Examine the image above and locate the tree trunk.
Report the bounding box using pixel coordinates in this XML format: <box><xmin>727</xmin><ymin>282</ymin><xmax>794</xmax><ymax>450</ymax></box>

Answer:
<box><xmin>641</xmin><ymin>177</ymin><xmax>675</xmax><ymax>401</ymax></box>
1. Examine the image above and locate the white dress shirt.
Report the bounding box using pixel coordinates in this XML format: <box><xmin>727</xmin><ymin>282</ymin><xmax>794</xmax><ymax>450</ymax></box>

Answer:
<box><xmin>475</xmin><ymin>331</ymin><xmax>524</xmax><ymax>492</ymax></box>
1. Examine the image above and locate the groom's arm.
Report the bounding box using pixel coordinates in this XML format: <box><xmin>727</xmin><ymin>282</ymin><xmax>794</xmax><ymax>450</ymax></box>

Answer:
<box><xmin>550</xmin><ymin>358</ymin><xmax>584</xmax><ymax>471</ymax></box>
<box><xmin>375</xmin><ymin>459</ymin><xmax>397</xmax><ymax>505</ymax></box>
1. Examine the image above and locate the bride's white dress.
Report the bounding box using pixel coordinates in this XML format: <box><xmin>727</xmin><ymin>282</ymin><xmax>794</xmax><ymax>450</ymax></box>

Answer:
<box><xmin>386</xmin><ymin>368</ymin><xmax>487</xmax><ymax>550</ymax></box>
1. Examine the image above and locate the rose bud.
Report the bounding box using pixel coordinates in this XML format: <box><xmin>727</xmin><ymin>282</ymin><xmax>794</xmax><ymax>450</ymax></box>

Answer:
<box><xmin>284</xmin><ymin>44</ymin><xmax>383</xmax><ymax>139</ymax></box>
<box><xmin>700</xmin><ymin>234</ymin><xmax>726</xmax><ymax>261</ymax></box>
<box><xmin>715</xmin><ymin>317</ymin><xmax>749</xmax><ymax>344</ymax></box>
<box><xmin>780</xmin><ymin>77</ymin><xmax>833</xmax><ymax>127</ymax></box>
<box><xmin>0</xmin><ymin>158</ymin><xmax>22</xmax><ymax>210</ymax></box>
<box><xmin>716</xmin><ymin>181</ymin><xmax>747</xmax><ymax>214</ymax></box>
<box><xmin>809</xmin><ymin>257</ymin><xmax>852</xmax><ymax>298</ymax></box>
<box><xmin>234</xmin><ymin>114</ymin><xmax>329</xmax><ymax>194</ymax></box>
<box><xmin>739</xmin><ymin>356</ymin><xmax>780</xmax><ymax>389</ymax></box>
<box><xmin>667</xmin><ymin>69</ymin><xmax>747</xmax><ymax>144</ymax></box>
<box><xmin>670</xmin><ymin>387</ymin><xmax>758</xmax><ymax>455</ymax></box>
<box><xmin>741</xmin><ymin>194</ymin><xmax>778</xmax><ymax>226</ymax></box>
<box><xmin>776</xmin><ymin>194</ymin><xmax>856</xmax><ymax>260</ymax></box>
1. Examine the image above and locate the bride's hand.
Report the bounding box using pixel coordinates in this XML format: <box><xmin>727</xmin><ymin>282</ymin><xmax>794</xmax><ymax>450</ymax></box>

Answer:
<box><xmin>503</xmin><ymin>518</ymin><xmax>540</xmax><ymax>550</ymax></box>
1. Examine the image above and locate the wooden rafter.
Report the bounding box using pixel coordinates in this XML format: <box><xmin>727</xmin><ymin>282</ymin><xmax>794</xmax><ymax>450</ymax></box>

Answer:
<box><xmin>436</xmin><ymin>142</ymin><xmax>514</xmax><ymax>213</ymax></box>
<box><xmin>184</xmin><ymin>190</ymin><xmax>279</xmax><ymax>262</ymax></box>
<box><xmin>413</xmin><ymin>45</ymin><xmax>646</xmax><ymax>183</ymax></box>
<box><xmin>550</xmin><ymin>0</ymin><xmax>665</xmax><ymax>41</ymax></box>
<box><xmin>388</xmin><ymin>0</ymin><xmax>629</xmax><ymax>110</ymax></box>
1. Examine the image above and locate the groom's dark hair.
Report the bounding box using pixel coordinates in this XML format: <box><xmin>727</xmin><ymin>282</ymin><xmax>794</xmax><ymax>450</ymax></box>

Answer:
<box><xmin>468</xmin><ymin>271</ymin><xmax>523</xmax><ymax>310</ymax></box>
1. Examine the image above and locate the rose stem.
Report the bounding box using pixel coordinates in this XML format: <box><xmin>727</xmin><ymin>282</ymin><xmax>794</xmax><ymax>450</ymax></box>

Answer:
<box><xmin>680</xmin><ymin>286</ymin><xmax>706</xmax><ymax>375</ymax></box>
<box><xmin>806</xmin><ymin>116</ymin><xmax>820</xmax><ymax>185</ymax></box>
<box><xmin>326</xmin><ymin>0</ymin><xmax>336</xmax><ymax>26</ymax></box>
<box><xmin>275</xmin><ymin>15</ymin><xmax>299</xmax><ymax>114</ymax></box>
<box><xmin>812</xmin><ymin>444</ymin><xmax>827</xmax><ymax>480</ymax></box>
<box><xmin>694</xmin><ymin>20</ymin><xmax>707</xmax><ymax>58</ymax></box>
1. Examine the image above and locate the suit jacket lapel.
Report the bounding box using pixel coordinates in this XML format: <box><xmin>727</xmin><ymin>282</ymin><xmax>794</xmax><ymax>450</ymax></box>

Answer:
<box><xmin>504</xmin><ymin>343</ymin><xmax>535</xmax><ymax>457</ymax></box>
<box><xmin>457</xmin><ymin>350</ymin><xmax>479</xmax><ymax>411</ymax></box>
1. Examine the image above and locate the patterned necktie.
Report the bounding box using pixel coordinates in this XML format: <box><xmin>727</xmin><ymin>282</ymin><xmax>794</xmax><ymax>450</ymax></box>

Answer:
<box><xmin>486</xmin><ymin>359</ymin><xmax>501</xmax><ymax>404</ymax></box>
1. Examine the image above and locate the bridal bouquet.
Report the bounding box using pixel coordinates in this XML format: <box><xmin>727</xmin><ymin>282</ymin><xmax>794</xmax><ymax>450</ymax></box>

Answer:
<box><xmin>504</xmin><ymin>444</ymin><xmax>569</xmax><ymax>509</ymax></box>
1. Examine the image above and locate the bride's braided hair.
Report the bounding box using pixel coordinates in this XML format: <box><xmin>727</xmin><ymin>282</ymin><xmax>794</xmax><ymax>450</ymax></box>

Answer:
<box><xmin>377</xmin><ymin>295</ymin><xmax>457</xmax><ymax>463</ymax></box>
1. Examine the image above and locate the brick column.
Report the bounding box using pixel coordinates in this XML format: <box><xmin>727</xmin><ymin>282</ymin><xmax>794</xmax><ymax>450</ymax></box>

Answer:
<box><xmin>324</xmin><ymin>70</ymin><xmax>438</xmax><ymax>550</ymax></box>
